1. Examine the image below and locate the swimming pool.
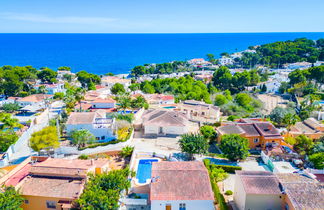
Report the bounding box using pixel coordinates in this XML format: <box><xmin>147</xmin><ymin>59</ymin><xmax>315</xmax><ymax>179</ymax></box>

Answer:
<box><xmin>163</xmin><ymin>106</ymin><xmax>176</xmax><ymax>109</ymax></box>
<box><xmin>205</xmin><ymin>158</ymin><xmax>238</xmax><ymax>166</ymax></box>
<box><xmin>136</xmin><ymin>159</ymin><xmax>158</xmax><ymax>184</ymax></box>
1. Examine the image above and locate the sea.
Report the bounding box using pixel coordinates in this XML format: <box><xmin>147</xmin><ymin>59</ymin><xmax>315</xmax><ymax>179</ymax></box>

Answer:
<box><xmin>0</xmin><ymin>33</ymin><xmax>323</xmax><ymax>75</ymax></box>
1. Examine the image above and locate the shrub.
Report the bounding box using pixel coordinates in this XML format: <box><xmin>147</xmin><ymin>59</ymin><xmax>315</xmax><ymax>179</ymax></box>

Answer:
<box><xmin>211</xmin><ymin>164</ymin><xmax>242</xmax><ymax>173</ymax></box>
<box><xmin>78</xmin><ymin>154</ymin><xmax>89</xmax><ymax>160</ymax></box>
<box><xmin>225</xmin><ymin>190</ymin><xmax>233</xmax><ymax>195</ymax></box>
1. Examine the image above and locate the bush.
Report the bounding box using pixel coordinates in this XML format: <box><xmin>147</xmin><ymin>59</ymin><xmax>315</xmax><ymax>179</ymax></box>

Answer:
<box><xmin>78</xmin><ymin>154</ymin><xmax>89</xmax><ymax>160</ymax></box>
<box><xmin>225</xmin><ymin>190</ymin><xmax>233</xmax><ymax>195</ymax></box>
<box><xmin>211</xmin><ymin>164</ymin><xmax>242</xmax><ymax>173</ymax></box>
<box><xmin>309</xmin><ymin>152</ymin><xmax>324</xmax><ymax>169</ymax></box>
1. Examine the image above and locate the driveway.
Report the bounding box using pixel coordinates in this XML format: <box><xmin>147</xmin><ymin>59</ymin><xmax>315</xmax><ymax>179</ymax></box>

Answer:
<box><xmin>130</xmin><ymin>136</ymin><xmax>181</xmax><ymax>156</ymax></box>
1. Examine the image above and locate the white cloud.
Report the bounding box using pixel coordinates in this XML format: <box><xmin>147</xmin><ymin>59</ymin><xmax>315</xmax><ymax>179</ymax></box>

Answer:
<box><xmin>0</xmin><ymin>12</ymin><xmax>117</xmax><ymax>25</ymax></box>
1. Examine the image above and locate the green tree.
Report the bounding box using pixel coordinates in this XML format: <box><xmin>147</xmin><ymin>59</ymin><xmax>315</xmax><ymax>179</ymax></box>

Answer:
<box><xmin>209</xmin><ymin>166</ymin><xmax>228</xmax><ymax>182</ymax></box>
<box><xmin>235</xmin><ymin>93</ymin><xmax>252</xmax><ymax>107</ymax></box>
<box><xmin>29</xmin><ymin>126</ymin><xmax>59</xmax><ymax>152</ymax></box>
<box><xmin>111</xmin><ymin>83</ymin><xmax>125</xmax><ymax>95</ymax></box>
<box><xmin>308</xmin><ymin>152</ymin><xmax>324</xmax><ymax>169</ymax></box>
<box><xmin>0</xmin><ymin>113</ymin><xmax>23</xmax><ymax>130</ymax></box>
<box><xmin>142</xmin><ymin>83</ymin><xmax>155</xmax><ymax>94</ymax></box>
<box><xmin>58</xmin><ymin>66</ymin><xmax>71</xmax><ymax>71</ymax></box>
<box><xmin>206</xmin><ymin>54</ymin><xmax>215</xmax><ymax>63</ymax></box>
<box><xmin>0</xmin><ymin>130</ymin><xmax>19</xmax><ymax>152</ymax></box>
<box><xmin>53</xmin><ymin>92</ymin><xmax>64</xmax><ymax>100</ymax></box>
<box><xmin>282</xmin><ymin>113</ymin><xmax>300</xmax><ymax>132</ymax></box>
<box><xmin>179</xmin><ymin>133</ymin><xmax>209</xmax><ymax>160</ymax></box>
<box><xmin>212</xmin><ymin>66</ymin><xmax>232</xmax><ymax>90</ymax></box>
<box><xmin>220</xmin><ymin>134</ymin><xmax>249</xmax><ymax>161</ymax></box>
<box><xmin>76</xmin><ymin>168</ymin><xmax>132</xmax><ymax>209</ymax></box>
<box><xmin>214</xmin><ymin>94</ymin><xmax>227</xmax><ymax>106</ymax></box>
<box><xmin>70</xmin><ymin>129</ymin><xmax>95</xmax><ymax>149</ymax></box>
<box><xmin>120</xmin><ymin>146</ymin><xmax>134</xmax><ymax>158</ymax></box>
<box><xmin>117</xmin><ymin>95</ymin><xmax>131</xmax><ymax>112</ymax></box>
<box><xmin>1</xmin><ymin>103</ymin><xmax>20</xmax><ymax>113</ymax></box>
<box><xmin>130</xmin><ymin>96</ymin><xmax>148</xmax><ymax>109</ymax></box>
<box><xmin>0</xmin><ymin>186</ymin><xmax>24</xmax><ymax>210</ymax></box>
<box><xmin>278</xmin><ymin>82</ymin><xmax>289</xmax><ymax>94</ymax></box>
<box><xmin>37</xmin><ymin>68</ymin><xmax>57</xmax><ymax>83</ymax></box>
<box><xmin>293</xmin><ymin>135</ymin><xmax>314</xmax><ymax>155</ymax></box>
<box><xmin>269</xmin><ymin>106</ymin><xmax>295</xmax><ymax>126</ymax></box>
<box><xmin>200</xmin><ymin>125</ymin><xmax>217</xmax><ymax>143</ymax></box>
<box><xmin>131</xmin><ymin>65</ymin><xmax>146</xmax><ymax>77</ymax></box>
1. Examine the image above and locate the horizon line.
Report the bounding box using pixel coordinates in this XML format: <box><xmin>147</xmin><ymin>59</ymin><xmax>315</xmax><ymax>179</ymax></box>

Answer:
<box><xmin>0</xmin><ymin>32</ymin><xmax>324</xmax><ymax>34</ymax></box>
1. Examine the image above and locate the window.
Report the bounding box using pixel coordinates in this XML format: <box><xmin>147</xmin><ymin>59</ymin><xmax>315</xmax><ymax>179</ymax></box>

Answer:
<box><xmin>254</xmin><ymin>138</ymin><xmax>259</xmax><ymax>143</ymax></box>
<box><xmin>46</xmin><ymin>201</ymin><xmax>56</xmax><ymax>209</ymax></box>
<box><xmin>179</xmin><ymin>203</ymin><xmax>186</xmax><ymax>210</ymax></box>
<box><xmin>24</xmin><ymin>200</ymin><xmax>29</xmax><ymax>204</ymax></box>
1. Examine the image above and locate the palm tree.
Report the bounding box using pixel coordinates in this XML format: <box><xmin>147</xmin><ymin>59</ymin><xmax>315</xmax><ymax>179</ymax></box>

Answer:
<box><xmin>75</xmin><ymin>88</ymin><xmax>86</xmax><ymax>112</ymax></box>
<box><xmin>70</xmin><ymin>129</ymin><xmax>95</xmax><ymax>149</ymax></box>
<box><xmin>283</xmin><ymin>113</ymin><xmax>300</xmax><ymax>134</ymax></box>
<box><xmin>117</xmin><ymin>94</ymin><xmax>131</xmax><ymax>113</ymax></box>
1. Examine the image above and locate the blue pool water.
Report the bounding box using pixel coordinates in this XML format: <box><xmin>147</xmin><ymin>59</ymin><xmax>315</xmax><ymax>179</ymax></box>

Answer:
<box><xmin>136</xmin><ymin>159</ymin><xmax>158</xmax><ymax>184</ymax></box>
<box><xmin>163</xmin><ymin>106</ymin><xmax>176</xmax><ymax>109</ymax></box>
<box><xmin>206</xmin><ymin>158</ymin><xmax>238</xmax><ymax>166</ymax></box>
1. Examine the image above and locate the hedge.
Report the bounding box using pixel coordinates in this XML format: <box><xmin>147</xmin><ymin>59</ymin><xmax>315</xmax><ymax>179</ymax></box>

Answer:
<box><xmin>204</xmin><ymin>159</ymin><xmax>228</xmax><ymax>210</ymax></box>
<box><xmin>78</xmin><ymin>128</ymin><xmax>134</xmax><ymax>151</ymax></box>
<box><xmin>203</xmin><ymin>158</ymin><xmax>242</xmax><ymax>173</ymax></box>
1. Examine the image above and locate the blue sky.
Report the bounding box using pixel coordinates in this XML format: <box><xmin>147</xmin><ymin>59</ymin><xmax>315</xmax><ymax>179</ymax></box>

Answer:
<box><xmin>1</xmin><ymin>0</ymin><xmax>324</xmax><ymax>33</ymax></box>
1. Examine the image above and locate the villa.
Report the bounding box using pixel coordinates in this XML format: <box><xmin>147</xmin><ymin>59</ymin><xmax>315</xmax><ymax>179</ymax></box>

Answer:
<box><xmin>219</xmin><ymin>56</ymin><xmax>234</xmax><ymax>66</ymax></box>
<box><xmin>66</xmin><ymin>110</ymin><xmax>116</xmax><ymax>142</ymax></box>
<box><xmin>140</xmin><ymin>109</ymin><xmax>189</xmax><ymax>137</ymax></box>
<box><xmin>234</xmin><ymin>171</ymin><xmax>283</xmax><ymax>210</ymax></box>
<box><xmin>286</xmin><ymin>117</ymin><xmax>324</xmax><ymax>139</ymax></box>
<box><xmin>90</xmin><ymin>97</ymin><xmax>116</xmax><ymax>109</ymax></box>
<box><xmin>217</xmin><ymin>118</ymin><xmax>283</xmax><ymax>149</ymax></box>
<box><xmin>5</xmin><ymin>94</ymin><xmax>53</xmax><ymax>107</ymax></box>
<box><xmin>101</xmin><ymin>76</ymin><xmax>131</xmax><ymax>90</ymax></box>
<box><xmin>177</xmin><ymin>100</ymin><xmax>220</xmax><ymax>122</ymax></box>
<box><xmin>187</xmin><ymin>58</ymin><xmax>211</xmax><ymax>66</ymax></box>
<box><xmin>1</xmin><ymin>157</ymin><xmax>109</xmax><ymax>210</ymax></box>
<box><xmin>150</xmin><ymin>161</ymin><xmax>215</xmax><ymax>210</ymax></box>
<box><xmin>234</xmin><ymin>171</ymin><xmax>324</xmax><ymax>210</ymax></box>
<box><xmin>143</xmin><ymin>94</ymin><xmax>175</xmax><ymax>105</ymax></box>
<box><xmin>34</xmin><ymin>83</ymin><xmax>65</xmax><ymax>95</ymax></box>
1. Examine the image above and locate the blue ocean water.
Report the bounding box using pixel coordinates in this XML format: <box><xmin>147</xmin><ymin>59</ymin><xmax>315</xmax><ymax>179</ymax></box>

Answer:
<box><xmin>0</xmin><ymin>33</ymin><xmax>323</xmax><ymax>75</ymax></box>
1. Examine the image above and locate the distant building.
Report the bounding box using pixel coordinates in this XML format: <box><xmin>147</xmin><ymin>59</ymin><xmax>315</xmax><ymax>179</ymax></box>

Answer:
<box><xmin>286</xmin><ymin>118</ymin><xmax>324</xmax><ymax>140</ymax></box>
<box><xmin>143</xmin><ymin>94</ymin><xmax>175</xmax><ymax>105</ymax></box>
<box><xmin>101</xmin><ymin>76</ymin><xmax>131</xmax><ymax>90</ymax></box>
<box><xmin>150</xmin><ymin>161</ymin><xmax>214</xmax><ymax>210</ymax></box>
<box><xmin>217</xmin><ymin>118</ymin><xmax>283</xmax><ymax>149</ymax></box>
<box><xmin>284</xmin><ymin>62</ymin><xmax>312</xmax><ymax>70</ymax></box>
<box><xmin>177</xmin><ymin>100</ymin><xmax>220</xmax><ymax>122</ymax></box>
<box><xmin>34</xmin><ymin>83</ymin><xmax>65</xmax><ymax>95</ymax></box>
<box><xmin>140</xmin><ymin>109</ymin><xmax>189</xmax><ymax>137</ymax></box>
<box><xmin>234</xmin><ymin>171</ymin><xmax>283</xmax><ymax>210</ymax></box>
<box><xmin>187</xmin><ymin>58</ymin><xmax>211</xmax><ymax>66</ymax></box>
<box><xmin>194</xmin><ymin>74</ymin><xmax>213</xmax><ymax>83</ymax></box>
<box><xmin>15</xmin><ymin>94</ymin><xmax>53</xmax><ymax>107</ymax></box>
<box><xmin>66</xmin><ymin>110</ymin><xmax>116</xmax><ymax>142</ymax></box>
<box><xmin>90</xmin><ymin>98</ymin><xmax>116</xmax><ymax>109</ymax></box>
<box><xmin>219</xmin><ymin>56</ymin><xmax>234</xmax><ymax>66</ymax></box>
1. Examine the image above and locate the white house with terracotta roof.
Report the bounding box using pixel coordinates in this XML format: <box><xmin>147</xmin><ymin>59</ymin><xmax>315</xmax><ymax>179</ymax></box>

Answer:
<box><xmin>177</xmin><ymin>100</ymin><xmax>220</xmax><ymax>122</ymax></box>
<box><xmin>143</xmin><ymin>94</ymin><xmax>175</xmax><ymax>105</ymax></box>
<box><xmin>150</xmin><ymin>161</ymin><xmax>215</xmax><ymax>210</ymax></box>
<box><xmin>90</xmin><ymin>98</ymin><xmax>116</xmax><ymax>109</ymax></box>
<box><xmin>66</xmin><ymin>110</ymin><xmax>116</xmax><ymax>142</ymax></box>
<box><xmin>34</xmin><ymin>83</ymin><xmax>65</xmax><ymax>95</ymax></box>
<box><xmin>141</xmin><ymin>110</ymin><xmax>189</xmax><ymax>137</ymax></box>
<box><xmin>16</xmin><ymin>94</ymin><xmax>53</xmax><ymax>107</ymax></box>
<box><xmin>101</xmin><ymin>76</ymin><xmax>131</xmax><ymax>90</ymax></box>
<box><xmin>234</xmin><ymin>171</ymin><xmax>282</xmax><ymax>210</ymax></box>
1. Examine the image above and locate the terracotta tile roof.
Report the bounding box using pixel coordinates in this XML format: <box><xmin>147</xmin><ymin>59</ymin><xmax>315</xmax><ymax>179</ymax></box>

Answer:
<box><xmin>91</xmin><ymin>98</ymin><xmax>116</xmax><ymax>103</ymax></box>
<box><xmin>150</xmin><ymin>161</ymin><xmax>214</xmax><ymax>201</ymax></box>
<box><xmin>236</xmin><ymin>171</ymin><xmax>281</xmax><ymax>195</ymax></box>
<box><xmin>19</xmin><ymin>176</ymin><xmax>84</xmax><ymax>199</ymax></box>
<box><xmin>30</xmin><ymin>158</ymin><xmax>109</xmax><ymax>177</ymax></box>
<box><xmin>17</xmin><ymin>94</ymin><xmax>53</xmax><ymax>103</ymax></box>
<box><xmin>217</xmin><ymin>125</ymin><xmax>245</xmax><ymax>135</ymax></box>
<box><xmin>66</xmin><ymin>112</ymin><xmax>96</xmax><ymax>124</ymax></box>
<box><xmin>142</xmin><ymin>110</ymin><xmax>188</xmax><ymax>127</ymax></box>
<box><xmin>276</xmin><ymin>173</ymin><xmax>324</xmax><ymax>210</ymax></box>
<box><xmin>74</xmin><ymin>102</ymin><xmax>93</xmax><ymax>110</ymax></box>
<box><xmin>5</xmin><ymin>164</ymin><xmax>32</xmax><ymax>187</ymax></box>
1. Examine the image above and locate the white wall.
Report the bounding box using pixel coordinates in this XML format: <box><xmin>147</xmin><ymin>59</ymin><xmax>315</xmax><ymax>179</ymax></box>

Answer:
<box><xmin>91</xmin><ymin>102</ymin><xmax>115</xmax><ymax>109</ymax></box>
<box><xmin>66</xmin><ymin>124</ymin><xmax>115</xmax><ymax>141</ymax></box>
<box><xmin>234</xmin><ymin>174</ymin><xmax>246</xmax><ymax>210</ymax></box>
<box><xmin>144</xmin><ymin>125</ymin><xmax>186</xmax><ymax>136</ymax></box>
<box><xmin>144</xmin><ymin>125</ymin><xmax>158</xmax><ymax>135</ymax></box>
<box><xmin>245</xmin><ymin>194</ymin><xmax>282</xmax><ymax>210</ymax></box>
<box><xmin>151</xmin><ymin>200</ymin><xmax>214</xmax><ymax>210</ymax></box>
